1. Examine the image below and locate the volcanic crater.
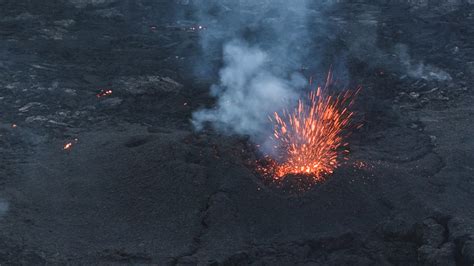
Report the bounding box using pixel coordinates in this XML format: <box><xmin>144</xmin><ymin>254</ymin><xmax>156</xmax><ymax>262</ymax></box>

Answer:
<box><xmin>0</xmin><ymin>0</ymin><xmax>473</xmax><ymax>265</ymax></box>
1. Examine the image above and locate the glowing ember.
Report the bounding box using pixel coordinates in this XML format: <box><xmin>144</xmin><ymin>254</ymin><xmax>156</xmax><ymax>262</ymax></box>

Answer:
<box><xmin>63</xmin><ymin>142</ymin><xmax>73</xmax><ymax>151</ymax></box>
<box><xmin>63</xmin><ymin>139</ymin><xmax>78</xmax><ymax>151</ymax></box>
<box><xmin>354</xmin><ymin>160</ymin><xmax>368</xmax><ymax>169</ymax></box>
<box><xmin>188</xmin><ymin>25</ymin><xmax>206</xmax><ymax>32</ymax></box>
<box><xmin>96</xmin><ymin>89</ymin><xmax>113</xmax><ymax>98</ymax></box>
<box><xmin>258</xmin><ymin>73</ymin><xmax>360</xmax><ymax>182</ymax></box>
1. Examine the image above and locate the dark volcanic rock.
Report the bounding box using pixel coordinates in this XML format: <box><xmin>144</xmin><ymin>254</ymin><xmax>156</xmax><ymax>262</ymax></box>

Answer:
<box><xmin>0</xmin><ymin>0</ymin><xmax>473</xmax><ymax>264</ymax></box>
<box><xmin>418</xmin><ymin>243</ymin><xmax>456</xmax><ymax>266</ymax></box>
<box><xmin>116</xmin><ymin>76</ymin><xmax>183</xmax><ymax>96</ymax></box>
<box><xmin>418</xmin><ymin>218</ymin><xmax>446</xmax><ymax>248</ymax></box>
<box><xmin>461</xmin><ymin>240</ymin><xmax>474</xmax><ymax>265</ymax></box>
<box><xmin>381</xmin><ymin>216</ymin><xmax>417</xmax><ymax>241</ymax></box>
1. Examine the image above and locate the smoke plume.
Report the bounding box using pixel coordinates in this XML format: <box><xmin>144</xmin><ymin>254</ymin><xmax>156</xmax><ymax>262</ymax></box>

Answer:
<box><xmin>192</xmin><ymin>40</ymin><xmax>305</xmax><ymax>139</ymax></box>
<box><xmin>191</xmin><ymin>0</ymin><xmax>323</xmax><ymax>139</ymax></box>
<box><xmin>190</xmin><ymin>1</ymin><xmax>454</xmax><ymax>140</ymax></box>
<box><xmin>395</xmin><ymin>44</ymin><xmax>452</xmax><ymax>81</ymax></box>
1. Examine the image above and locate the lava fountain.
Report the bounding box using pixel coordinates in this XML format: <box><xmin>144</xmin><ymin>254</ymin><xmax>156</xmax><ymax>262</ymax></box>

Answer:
<box><xmin>257</xmin><ymin>72</ymin><xmax>360</xmax><ymax>184</ymax></box>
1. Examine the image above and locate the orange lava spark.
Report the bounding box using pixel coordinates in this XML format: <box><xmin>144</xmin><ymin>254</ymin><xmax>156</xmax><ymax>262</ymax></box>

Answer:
<box><xmin>96</xmin><ymin>89</ymin><xmax>113</xmax><ymax>98</ymax></box>
<box><xmin>353</xmin><ymin>160</ymin><xmax>373</xmax><ymax>170</ymax></box>
<box><xmin>63</xmin><ymin>142</ymin><xmax>73</xmax><ymax>150</ymax></box>
<box><xmin>258</xmin><ymin>73</ymin><xmax>360</xmax><ymax>182</ymax></box>
<box><xmin>63</xmin><ymin>139</ymin><xmax>78</xmax><ymax>151</ymax></box>
<box><xmin>354</xmin><ymin>161</ymin><xmax>367</xmax><ymax>169</ymax></box>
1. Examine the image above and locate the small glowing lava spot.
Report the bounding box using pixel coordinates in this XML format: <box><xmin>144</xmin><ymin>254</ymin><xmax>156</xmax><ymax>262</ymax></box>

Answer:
<box><xmin>96</xmin><ymin>89</ymin><xmax>113</xmax><ymax>98</ymax></box>
<box><xmin>353</xmin><ymin>160</ymin><xmax>373</xmax><ymax>170</ymax></box>
<box><xmin>63</xmin><ymin>142</ymin><xmax>73</xmax><ymax>151</ymax></box>
<box><xmin>63</xmin><ymin>139</ymin><xmax>78</xmax><ymax>151</ymax></box>
<box><xmin>188</xmin><ymin>25</ymin><xmax>206</xmax><ymax>32</ymax></box>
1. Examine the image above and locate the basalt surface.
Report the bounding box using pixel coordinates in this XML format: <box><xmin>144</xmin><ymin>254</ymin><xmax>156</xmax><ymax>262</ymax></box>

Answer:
<box><xmin>0</xmin><ymin>1</ymin><xmax>473</xmax><ymax>265</ymax></box>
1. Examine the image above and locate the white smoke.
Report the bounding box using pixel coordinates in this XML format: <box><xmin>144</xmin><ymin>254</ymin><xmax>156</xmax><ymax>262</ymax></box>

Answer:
<box><xmin>396</xmin><ymin>44</ymin><xmax>452</xmax><ymax>81</ymax></box>
<box><xmin>192</xmin><ymin>41</ymin><xmax>305</xmax><ymax>139</ymax></box>
<box><xmin>337</xmin><ymin>4</ymin><xmax>452</xmax><ymax>82</ymax></box>
<box><xmin>191</xmin><ymin>0</ymin><xmax>320</xmax><ymax>138</ymax></box>
<box><xmin>190</xmin><ymin>1</ymin><xmax>453</xmax><ymax>139</ymax></box>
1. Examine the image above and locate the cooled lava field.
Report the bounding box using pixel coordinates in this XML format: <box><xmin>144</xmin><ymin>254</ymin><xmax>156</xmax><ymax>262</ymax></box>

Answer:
<box><xmin>0</xmin><ymin>0</ymin><xmax>474</xmax><ymax>265</ymax></box>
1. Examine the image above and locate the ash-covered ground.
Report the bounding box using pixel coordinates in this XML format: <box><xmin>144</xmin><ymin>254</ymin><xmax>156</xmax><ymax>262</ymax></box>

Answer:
<box><xmin>0</xmin><ymin>0</ymin><xmax>474</xmax><ymax>265</ymax></box>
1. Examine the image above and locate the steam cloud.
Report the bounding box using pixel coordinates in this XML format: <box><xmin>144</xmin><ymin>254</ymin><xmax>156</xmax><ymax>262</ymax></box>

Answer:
<box><xmin>191</xmin><ymin>0</ymin><xmax>318</xmax><ymax>139</ymax></box>
<box><xmin>342</xmin><ymin>5</ymin><xmax>452</xmax><ymax>82</ymax></box>
<box><xmin>192</xmin><ymin>41</ymin><xmax>305</xmax><ymax>139</ymax></box>
<box><xmin>395</xmin><ymin>44</ymin><xmax>452</xmax><ymax>81</ymax></box>
<box><xmin>190</xmin><ymin>0</ymin><xmax>453</xmax><ymax>138</ymax></box>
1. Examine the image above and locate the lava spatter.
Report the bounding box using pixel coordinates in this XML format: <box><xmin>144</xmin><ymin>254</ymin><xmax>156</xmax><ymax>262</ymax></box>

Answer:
<box><xmin>257</xmin><ymin>73</ymin><xmax>360</xmax><ymax>184</ymax></box>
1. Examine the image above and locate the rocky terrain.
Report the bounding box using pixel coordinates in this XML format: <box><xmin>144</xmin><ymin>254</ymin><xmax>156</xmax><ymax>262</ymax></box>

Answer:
<box><xmin>0</xmin><ymin>0</ymin><xmax>473</xmax><ymax>265</ymax></box>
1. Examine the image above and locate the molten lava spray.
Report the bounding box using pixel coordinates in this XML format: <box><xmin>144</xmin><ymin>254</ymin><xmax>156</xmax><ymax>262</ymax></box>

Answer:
<box><xmin>258</xmin><ymin>73</ymin><xmax>360</xmax><ymax>182</ymax></box>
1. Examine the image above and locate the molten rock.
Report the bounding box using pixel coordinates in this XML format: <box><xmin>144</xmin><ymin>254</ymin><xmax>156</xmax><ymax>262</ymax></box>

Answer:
<box><xmin>257</xmin><ymin>74</ymin><xmax>360</xmax><ymax>184</ymax></box>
